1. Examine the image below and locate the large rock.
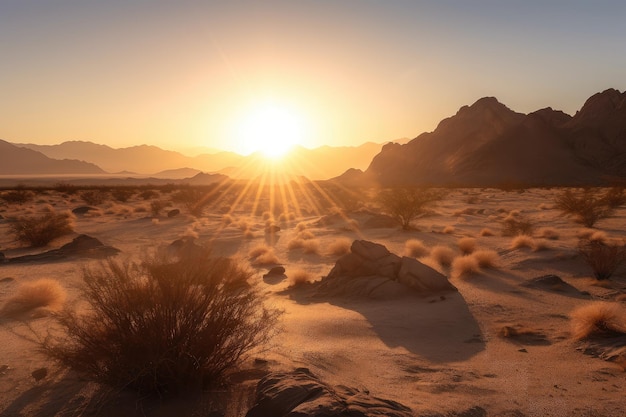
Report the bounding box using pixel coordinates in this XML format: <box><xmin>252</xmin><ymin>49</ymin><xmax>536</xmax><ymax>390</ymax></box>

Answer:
<box><xmin>246</xmin><ymin>368</ymin><xmax>412</xmax><ymax>417</ymax></box>
<box><xmin>316</xmin><ymin>240</ymin><xmax>456</xmax><ymax>299</ymax></box>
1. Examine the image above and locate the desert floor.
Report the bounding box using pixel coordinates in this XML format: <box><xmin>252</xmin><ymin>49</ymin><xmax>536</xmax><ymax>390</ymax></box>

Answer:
<box><xmin>0</xmin><ymin>187</ymin><xmax>625</xmax><ymax>417</ymax></box>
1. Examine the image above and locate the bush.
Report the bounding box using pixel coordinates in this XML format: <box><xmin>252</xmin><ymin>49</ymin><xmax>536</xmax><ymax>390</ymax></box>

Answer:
<box><xmin>430</xmin><ymin>245</ymin><xmax>455</xmax><ymax>267</ymax></box>
<box><xmin>578</xmin><ymin>239</ymin><xmax>626</xmax><ymax>280</ymax></box>
<box><xmin>80</xmin><ymin>190</ymin><xmax>108</xmax><ymax>206</ymax></box>
<box><xmin>10</xmin><ymin>206</ymin><xmax>74</xmax><ymax>247</ymax></box>
<box><xmin>501</xmin><ymin>213</ymin><xmax>534</xmax><ymax>236</ymax></box>
<box><xmin>601</xmin><ymin>187</ymin><xmax>626</xmax><ymax>208</ymax></box>
<box><xmin>404</xmin><ymin>239</ymin><xmax>429</xmax><ymax>258</ymax></box>
<box><xmin>1</xmin><ymin>187</ymin><xmax>34</xmax><ymax>204</ymax></box>
<box><xmin>43</xmin><ymin>250</ymin><xmax>281</xmax><ymax>395</ymax></box>
<box><xmin>554</xmin><ymin>188</ymin><xmax>614</xmax><ymax>228</ymax></box>
<box><xmin>1</xmin><ymin>278</ymin><xmax>66</xmax><ymax>317</ymax></box>
<box><xmin>139</xmin><ymin>189</ymin><xmax>159</xmax><ymax>200</ymax></box>
<box><xmin>111</xmin><ymin>188</ymin><xmax>135</xmax><ymax>202</ymax></box>
<box><xmin>326</xmin><ymin>238</ymin><xmax>352</xmax><ymax>257</ymax></box>
<box><xmin>150</xmin><ymin>200</ymin><xmax>170</xmax><ymax>217</ymax></box>
<box><xmin>172</xmin><ymin>187</ymin><xmax>218</xmax><ymax>217</ymax></box>
<box><xmin>378</xmin><ymin>187</ymin><xmax>443</xmax><ymax>230</ymax></box>
<box><xmin>288</xmin><ymin>268</ymin><xmax>314</xmax><ymax>287</ymax></box>
<box><xmin>451</xmin><ymin>255</ymin><xmax>480</xmax><ymax>280</ymax></box>
<box><xmin>570</xmin><ymin>302</ymin><xmax>626</xmax><ymax>340</ymax></box>
<box><xmin>457</xmin><ymin>237</ymin><xmax>476</xmax><ymax>255</ymax></box>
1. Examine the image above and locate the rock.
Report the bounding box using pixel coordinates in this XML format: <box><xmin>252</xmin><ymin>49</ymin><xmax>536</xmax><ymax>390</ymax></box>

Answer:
<box><xmin>265</xmin><ymin>225</ymin><xmax>281</xmax><ymax>233</ymax></box>
<box><xmin>266</xmin><ymin>266</ymin><xmax>286</xmax><ymax>276</ymax></box>
<box><xmin>0</xmin><ymin>277</ymin><xmax>14</xmax><ymax>283</ymax></box>
<box><xmin>72</xmin><ymin>206</ymin><xmax>98</xmax><ymax>215</ymax></box>
<box><xmin>31</xmin><ymin>368</ymin><xmax>48</xmax><ymax>381</ymax></box>
<box><xmin>246</xmin><ymin>368</ymin><xmax>412</xmax><ymax>417</ymax></box>
<box><xmin>351</xmin><ymin>240</ymin><xmax>391</xmax><ymax>260</ymax></box>
<box><xmin>6</xmin><ymin>234</ymin><xmax>120</xmax><ymax>263</ymax></box>
<box><xmin>522</xmin><ymin>275</ymin><xmax>588</xmax><ymax>298</ymax></box>
<box><xmin>397</xmin><ymin>257</ymin><xmax>457</xmax><ymax>292</ymax></box>
<box><xmin>167</xmin><ymin>209</ymin><xmax>180</xmax><ymax>218</ymax></box>
<box><xmin>168</xmin><ymin>238</ymin><xmax>204</xmax><ymax>257</ymax></box>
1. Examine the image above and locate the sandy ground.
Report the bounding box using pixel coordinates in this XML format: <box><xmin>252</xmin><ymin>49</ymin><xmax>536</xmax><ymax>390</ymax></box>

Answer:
<box><xmin>0</xmin><ymin>187</ymin><xmax>625</xmax><ymax>416</ymax></box>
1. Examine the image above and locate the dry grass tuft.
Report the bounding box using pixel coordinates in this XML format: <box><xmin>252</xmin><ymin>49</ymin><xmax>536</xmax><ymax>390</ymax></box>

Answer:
<box><xmin>472</xmin><ymin>249</ymin><xmax>499</xmax><ymax>268</ymax></box>
<box><xmin>295</xmin><ymin>222</ymin><xmax>307</xmax><ymax>232</ymax></box>
<box><xmin>570</xmin><ymin>302</ymin><xmax>626</xmax><ymax>340</ymax></box>
<box><xmin>578</xmin><ymin>239</ymin><xmax>626</xmax><ymax>280</ymax></box>
<box><xmin>1</xmin><ymin>279</ymin><xmax>66</xmax><ymax>317</ymax></box>
<box><xmin>10</xmin><ymin>206</ymin><xmax>75</xmax><ymax>247</ymax></box>
<box><xmin>479</xmin><ymin>228</ymin><xmax>495</xmax><ymax>237</ymax></box>
<box><xmin>538</xmin><ymin>227</ymin><xmax>560</xmax><ymax>240</ymax></box>
<box><xmin>589</xmin><ymin>231</ymin><xmax>608</xmax><ymax>243</ymax></box>
<box><xmin>404</xmin><ymin>239</ymin><xmax>429</xmax><ymax>258</ymax></box>
<box><xmin>288</xmin><ymin>268</ymin><xmax>314</xmax><ymax>287</ymax></box>
<box><xmin>510</xmin><ymin>235</ymin><xmax>535</xmax><ymax>250</ymax></box>
<box><xmin>326</xmin><ymin>238</ymin><xmax>352</xmax><ymax>257</ymax></box>
<box><xmin>442</xmin><ymin>225</ymin><xmax>455</xmax><ymax>234</ymax></box>
<box><xmin>248</xmin><ymin>244</ymin><xmax>280</xmax><ymax>266</ymax></box>
<box><xmin>430</xmin><ymin>245</ymin><xmax>456</xmax><ymax>267</ymax></box>
<box><xmin>457</xmin><ymin>237</ymin><xmax>477</xmax><ymax>255</ymax></box>
<box><xmin>451</xmin><ymin>255</ymin><xmax>480</xmax><ymax>280</ymax></box>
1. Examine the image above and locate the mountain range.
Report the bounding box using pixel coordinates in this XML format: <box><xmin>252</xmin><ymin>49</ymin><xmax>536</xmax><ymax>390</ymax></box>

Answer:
<box><xmin>339</xmin><ymin>88</ymin><xmax>626</xmax><ymax>187</ymax></box>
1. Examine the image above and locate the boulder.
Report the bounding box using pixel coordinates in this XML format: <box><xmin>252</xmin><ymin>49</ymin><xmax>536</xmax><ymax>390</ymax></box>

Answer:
<box><xmin>71</xmin><ymin>206</ymin><xmax>98</xmax><ymax>215</ymax></box>
<box><xmin>167</xmin><ymin>209</ymin><xmax>180</xmax><ymax>218</ymax></box>
<box><xmin>266</xmin><ymin>266</ymin><xmax>286</xmax><ymax>276</ymax></box>
<box><xmin>246</xmin><ymin>368</ymin><xmax>412</xmax><ymax>417</ymax></box>
<box><xmin>397</xmin><ymin>257</ymin><xmax>457</xmax><ymax>292</ymax></box>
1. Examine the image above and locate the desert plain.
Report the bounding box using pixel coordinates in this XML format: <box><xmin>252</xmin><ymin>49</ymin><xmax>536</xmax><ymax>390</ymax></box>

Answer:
<box><xmin>0</xmin><ymin>184</ymin><xmax>625</xmax><ymax>417</ymax></box>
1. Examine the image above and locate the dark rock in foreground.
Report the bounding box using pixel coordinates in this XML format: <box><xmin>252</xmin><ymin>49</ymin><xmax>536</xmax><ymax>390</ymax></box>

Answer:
<box><xmin>246</xmin><ymin>368</ymin><xmax>412</xmax><ymax>417</ymax></box>
<box><xmin>4</xmin><ymin>234</ymin><xmax>120</xmax><ymax>264</ymax></box>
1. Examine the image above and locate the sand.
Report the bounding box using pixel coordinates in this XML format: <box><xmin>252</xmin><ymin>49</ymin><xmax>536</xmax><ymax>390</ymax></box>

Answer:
<box><xmin>0</xmin><ymin>187</ymin><xmax>625</xmax><ymax>416</ymax></box>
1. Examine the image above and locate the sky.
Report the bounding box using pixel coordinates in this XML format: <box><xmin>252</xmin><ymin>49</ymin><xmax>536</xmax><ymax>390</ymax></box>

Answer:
<box><xmin>1</xmin><ymin>1</ymin><xmax>625</xmax><ymax>155</ymax></box>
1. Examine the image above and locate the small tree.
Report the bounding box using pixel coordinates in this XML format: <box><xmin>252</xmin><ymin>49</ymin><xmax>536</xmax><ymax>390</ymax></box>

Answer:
<box><xmin>554</xmin><ymin>188</ymin><xmax>614</xmax><ymax>228</ymax></box>
<box><xmin>10</xmin><ymin>206</ymin><xmax>74</xmax><ymax>247</ymax></box>
<box><xmin>378</xmin><ymin>186</ymin><xmax>443</xmax><ymax>230</ymax></box>
<box><xmin>43</xmin><ymin>249</ymin><xmax>281</xmax><ymax>395</ymax></box>
<box><xmin>578</xmin><ymin>239</ymin><xmax>626</xmax><ymax>280</ymax></box>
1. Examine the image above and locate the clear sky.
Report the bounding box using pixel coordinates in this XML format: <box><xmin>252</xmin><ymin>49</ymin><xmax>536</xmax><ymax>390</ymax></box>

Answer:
<box><xmin>1</xmin><ymin>1</ymin><xmax>625</xmax><ymax>154</ymax></box>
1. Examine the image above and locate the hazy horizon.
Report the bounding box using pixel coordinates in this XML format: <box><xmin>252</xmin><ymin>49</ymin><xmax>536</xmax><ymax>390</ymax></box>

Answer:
<box><xmin>2</xmin><ymin>1</ymin><xmax>625</xmax><ymax>156</ymax></box>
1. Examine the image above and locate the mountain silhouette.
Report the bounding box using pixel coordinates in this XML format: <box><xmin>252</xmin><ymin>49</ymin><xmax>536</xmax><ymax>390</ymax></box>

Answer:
<box><xmin>346</xmin><ymin>89</ymin><xmax>626</xmax><ymax>186</ymax></box>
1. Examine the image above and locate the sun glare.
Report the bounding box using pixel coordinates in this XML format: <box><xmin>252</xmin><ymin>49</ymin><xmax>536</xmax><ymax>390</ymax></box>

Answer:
<box><xmin>236</xmin><ymin>102</ymin><xmax>305</xmax><ymax>159</ymax></box>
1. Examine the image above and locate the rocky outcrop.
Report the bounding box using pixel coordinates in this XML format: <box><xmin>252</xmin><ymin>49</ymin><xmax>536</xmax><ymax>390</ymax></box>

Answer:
<box><xmin>4</xmin><ymin>235</ymin><xmax>119</xmax><ymax>264</ymax></box>
<box><xmin>315</xmin><ymin>240</ymin><xmax>456</xmax><ymax>299</ymax></box>
<box><xmin>339</xmin><ymin>89</ymin><xmax>626</xmax><ymax>187</ymax></box>
<box><xmin>245</xmin><ymin>368</ymin><xmax>413</xmax><ymax>417</ymax></box>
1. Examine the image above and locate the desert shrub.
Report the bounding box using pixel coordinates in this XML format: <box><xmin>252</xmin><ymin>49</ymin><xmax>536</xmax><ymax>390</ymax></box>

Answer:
<box><xmin>501</xmin><ymin>212</ymin><xmax>534</xmax><ymax>236</ymax></box>
<box><xmin>10</xmin><ymin>206</ymin><xmax>74</xmax><ymax>247</ymax></box>
<box><xmin>139</xmin><ymin>189</ymin><xmax>159</xmax><ymax>200</ymax></box>
<box><xmin>404</xmin><ymin>239</ymin><xmax>429</xmax><ymax>258</ymax></box>
<box><xmin>172</xmin><ymin>187</ymin><xmax>215</xmax><ymax>217</ymax></box>
<box><xmin>377</xmin><ymin>187</ymin><xmax>444</xmax><ymax>230</ymax></box>
<box><xmin>554</xmin><ymin>188</ymin><xmax>614</xmax><ymax>228</ymax></box>
<box><xmin>1</xmin><ymin>187</ymin><xmax>34</xmax><ymax>204</ymax></box>
<box><xmin>326</xmin><ymin>237</ymin><xmax>352</xmax><ymax>257</ymax></box>
<box><xmin>111</xmin><ymin>188</ymin><xmax>135</xmax><ymax>203</ymax></box>
<box><xmin>570</xmin><ymin>302</ymin><xmax>626</xmax><ymax>340</ymax></box>
<box><xmin>150</xmin><ymin>200</ymin><xmax>170</xmax><ymax>217</ymax></box>
<box><xmin>1</xmin><ymin>278</ymin><xmax>66</xmax><ymax>317</ymax></box>
<box><xmin>601</xmin><ymin>187</ymin><xmax>626</xmax><ymax>208</ymax></box>
<box><xmin>479</xmin><ymin>228</ymin><xmax>494</xmax><ymax>237</ymax></box>
<box><xmin>538</xmin><ymin>227</ymin><xmax>560</xmax><ymax>240</ymax></box>
<box><xmin>457</xmin><ymin>237</ymin><xmax>476</xmax><ymax>255</ymax></box>
<box><xmin>578</xmin><ymin>239</ymin><xmax>626</xmax><ymax>280</ymax></box>
<box><xmin>442</xmin><ymin>225</ymin><xmax>455</xmax><ymax>234</ymax></box>
<box><xmin>510</xmin><ymin>235</ymin><xmax>535</xmax><ymax>250</ymax></box>
<box><xmin>451</xmin><ymin>255</ymin><xmax>480</xmax><ymax>280</ymax></box>
<box><xmin>471</xmin><ymin>249</ymin><xmax>499</xmax><ymax>268</ymax></box>
<box><xmin>43</xmin><ymin>251</ymin><xmax>281</xmax><ymax>395</ymax></box>
<box><xmin>288</xmin><ymin>268</ymin><xmax>314</xmax><ymax>287</ymax></box>
<box><xmin>54</xmin><ymin>182</ymin><xmax>79</xmax><ymax>195</ymax></box>
<box><xmin>430</xmin><ymin>245</ymin><xmax>456</xmax><ymax>267</ymax></box>
<box><xmin>248</xmin><ymin>245</ymin><xmax>279</xmax><ymax>266</ymax></box>
<box><xmin>80</xmin><ymin>190</ymin><xmax>108</xmax><ymax>206</ymax></box>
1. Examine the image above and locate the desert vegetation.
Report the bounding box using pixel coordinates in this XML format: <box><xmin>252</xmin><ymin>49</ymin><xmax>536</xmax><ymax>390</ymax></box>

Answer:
<box><xmin>578</xmin><ymin>239</ymin><xmax>626</xmax><ymax>280</ymax></box>
<box><xmin>43</xmin><ymin>250</ymin><xmax>281</xmax><ymax>395</ymax></box>
<box><xmin>377</xmin><ymin>186</ymin><xmax>443</xmax><ymax>230</ymax></box>
<box><xmin>570</xmin><ymin>302</ymin><xmax>626</xmax><ymax>340</ymax></box>
<box><xmin>9</xmin><ymin>206</ymin><xmax>74</xmax><ymax>247</ymax></box>
<box><xmin>554</xmin><ymin>188</ymin><xmax>618</xmax><ymax>228</ymax></box>
<box><xmin>1</xmin><ymin>278</ymin><xmax>66</xmax><ymax>317</ymax></box>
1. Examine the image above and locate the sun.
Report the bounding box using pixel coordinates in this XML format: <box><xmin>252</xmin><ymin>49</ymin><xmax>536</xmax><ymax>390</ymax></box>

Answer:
<box><xmin>236</xmin><ymin>102</ymin><xmax>305</xmax><ymax>158</ymax></box>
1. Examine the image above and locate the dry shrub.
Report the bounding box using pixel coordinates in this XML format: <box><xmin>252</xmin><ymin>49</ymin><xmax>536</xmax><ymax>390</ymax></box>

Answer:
<box><xmin>501</xmin><ymin>212</ymin><xmax>534</xmax><ymax>236</ymax></box>
<box><xmin>404</xmin><ymin>239</ymin><xmax>429</xmax><ymax>258</ymax></box>
<box><xmin>10</xmin><ymin>206</ymin><xmax>74</xmax><ymax>247</ymax></box>
<box><xmin>442</xmin><ymin>225</ymin><xmax>455</xmax><ymax>234</ymax></box>
<box><xmin>244</xmin><ymin>230</ymin><xmax>255</xmax><ymax>239</ymax></box>
<box><xmin>301</xmin><ymin>239</ymin><xmax>320</xmax><ymax>254</ymax></box>
<box><xmin>248</xmin><ymin>245</ymin><xmax>279</xmax><ymax>266</ymax></box>
<box><xmin>1</xmin><ymin>279</ymin><xmax>66</xmax><ymax>317</ymax></box>
<box><xmin>510</xmin><ymin>235</ymin><xmax>535</xmax><ymax>250</ymax></box>
<box><xmin>222</xmin><ymin>214</ymin><xmax>234</xmax><ymax>225</ymax></box>
<box><xmin>578</xmin><ymin>239</ymin><xmax>626</xmax><ymax>280</ymax></box>
<box><xmin>538</xmin><ymin>227</ymin><xmax>559</xmax><ymax>240</ymax></box>
<box><xmin>238</xmin><ymin>220</ymin><xmax>250</xmax><ymax>231</ymax></box>
<box><xmin>577</xmin><ymin>228</ymin><xmax>595</xmax><ymax>239</ymax></box>
<box><xmin>602</xmin><ymin>187</ymin><xmax>626</xmax><ymax>208</ymax></box>
<box><xmin>172</xmin><ymin>188</ymin><xmax>214</xmax><ymax>216</ymax></box>
<box><xmin>377</xmin><ymin>186</ymin><xmax>444</xmax><ymax>230</ymax></box>
<box><xmin>326</xmin><ymin>238</ymin><xmax>352</xmax><ymax>257</ymax></box>
<box><xmin>295</xmin><ymin>222</ymin><xmax>307</xmax><ymax>232</ymax></box>
<box><xmin>554</xmin><ymin>188</ymin><xmax>614</xmax><ymax>227</ymax></box>
<box><xmin>570</xmin><ymin>302</ymin><xmax>626</xmax><ymax>340</ymax></box>
<box><xmin>111</xmin><ymin>188</ymin><xmax>135</xmax><ymax>203</ymax></box>
<box><xmin>457</xmin><ymin>237</ymin><xmax>476</xmax><ymax>255</ymax></box>
<box><xmin>288</xmin><ymin>268</ymin><xmax>314</xmax><ymax>287</ymax></box>
<box><xmin>287</xmin><ymin>238</ymin><xmax>305</xmax><ymax>251</ymax></box>
<box><xmin>80</xmin><ymin>190</ymin><xmax>108</xmax><ymax>206</ymax></box>
<box><xmin>532</xmin><ymin>240</ymin><xmax>552</xmax><ymax>251</ymax></box>
<box><xmin>472</xmin><ymin>249</ymin><xmax>499</xmax><ymax>268</ymax></box>
<box><xmin>589</xmin><ymin>231</ymin><xmax>608</xmax><ymax>243</ymax></box>
<box><xmin>150</xmin><ymin>200</ymin><xmax>170</xmax><ymax>217</ymax></box>
<box><xmin>430</xmin><ymin>245</ymin><xmax>456</xmax><ymax>267</ymax></box>
<box><xmin>479</xmin><ymin>228</ymin><xmax>494</xmax><ymax>237</ymax></box>
<box><xmin>1</xmin><ymin>188</ymin><xmax>34</xmax><ymax>204</ymax></box>
<box><xmin>451</xmin><ymin>255</ymin><xmax>480</xmax><ymax>280</ymax></box>
<box><xmin>43</xmin><ymin>251</ymin><xmax>281</xmax><ymax>395</ymax></box>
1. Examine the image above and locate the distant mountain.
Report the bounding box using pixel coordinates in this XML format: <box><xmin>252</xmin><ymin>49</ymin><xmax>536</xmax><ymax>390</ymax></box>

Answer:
<box><xmin>342</xmin><ymin>88</ymin><xmax>626</xmax><ymax>187</ymax></box>
<box><xmin>14</xmin><ymin>140</ymin><xmax>384</xmax><ymax>180</ymax></box>
<box><xmin>0</xmin><ymin>139</ymin><xmax>105</xmax><ymax>175</ymax></box>
<box><xmin>151</xmin><ymin>167</ymin><xmax>202</xmax><ymax>179</ymax></box>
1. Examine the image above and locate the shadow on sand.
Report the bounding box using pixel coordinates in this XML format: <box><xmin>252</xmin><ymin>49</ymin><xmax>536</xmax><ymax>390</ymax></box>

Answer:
<box><xmin>283</xmin><ymin>287</ymin><xmax>485</xmax><ymax>363</ymax></box>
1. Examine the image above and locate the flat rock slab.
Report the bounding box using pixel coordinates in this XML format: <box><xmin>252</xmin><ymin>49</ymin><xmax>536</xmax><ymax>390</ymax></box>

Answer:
<box><xmin>4</xmin><ymin>234</ymin><xmax>120</xmax><ymax>264</ymax></box>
